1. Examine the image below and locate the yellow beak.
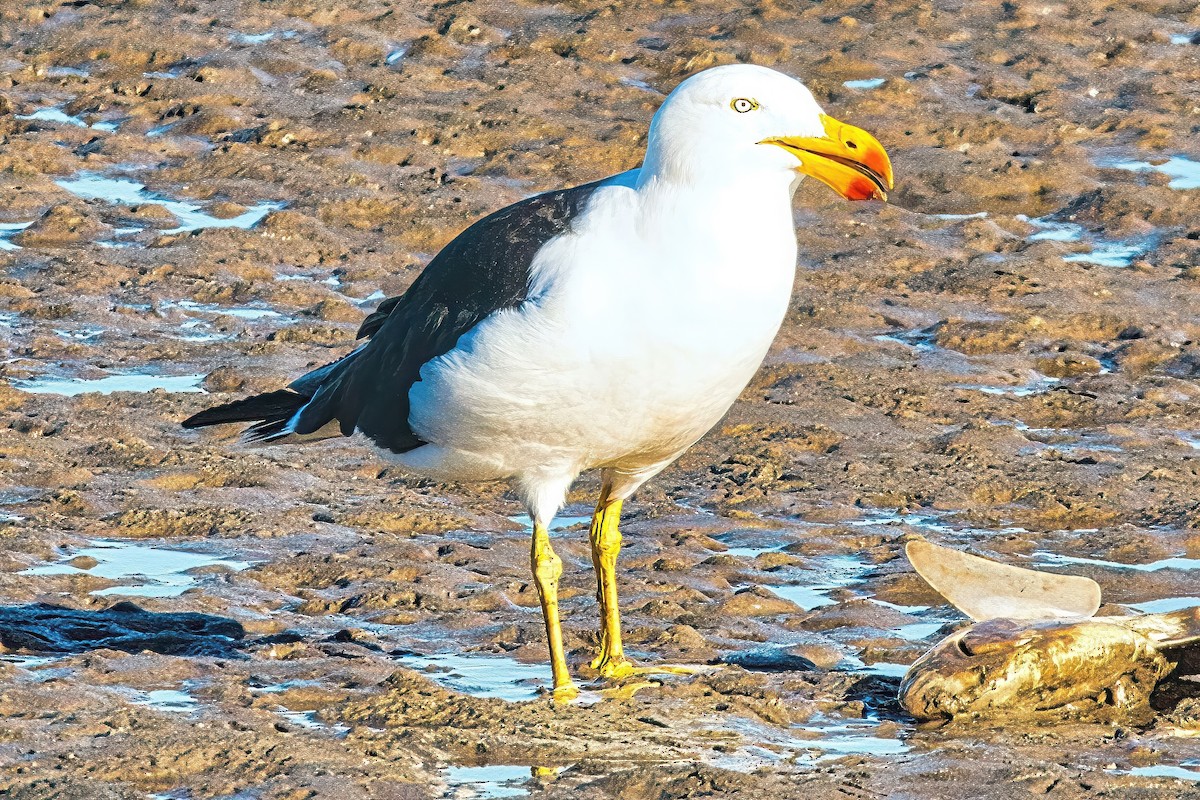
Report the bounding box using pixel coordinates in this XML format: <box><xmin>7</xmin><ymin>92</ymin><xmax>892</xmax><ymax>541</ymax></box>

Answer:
<box><xmin>761</xmin><ymin>114</ymin><xmax>894</xmax><ymax>201</ymax></box>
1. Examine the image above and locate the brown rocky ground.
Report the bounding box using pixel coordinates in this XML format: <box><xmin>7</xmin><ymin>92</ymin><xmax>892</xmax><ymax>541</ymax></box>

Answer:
<box><xmin>2</xmin><ymin>0</ymin><xmax>1200</xmax><ymax>797</ymax></box>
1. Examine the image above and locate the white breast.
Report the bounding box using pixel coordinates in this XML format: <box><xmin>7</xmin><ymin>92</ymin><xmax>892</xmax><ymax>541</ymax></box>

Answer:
<box><xmin>397</xmin><ymin>173</ymin><xmax>798</xmax><ymax>484</ymax></box>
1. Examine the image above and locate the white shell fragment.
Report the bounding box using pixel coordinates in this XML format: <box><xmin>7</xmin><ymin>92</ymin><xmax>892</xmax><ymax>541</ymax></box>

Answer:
<box><xmin>905</xmin><ymin>539</ymin><xmax>1102</xmax><ymax>622</ymax></box>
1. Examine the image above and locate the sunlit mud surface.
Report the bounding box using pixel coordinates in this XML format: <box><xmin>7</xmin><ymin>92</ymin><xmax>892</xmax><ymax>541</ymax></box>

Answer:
<box><xmin>3</xmin><ymin>0</ymin><xmax>1200</xmax><ymax>798</ymax></box>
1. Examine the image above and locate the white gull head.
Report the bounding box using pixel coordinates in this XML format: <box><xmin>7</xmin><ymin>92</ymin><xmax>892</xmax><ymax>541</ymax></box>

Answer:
<box><xmin>640</xmin><ymin>63</ymin><xmax>893</xmax><ymax>201</ymax></box>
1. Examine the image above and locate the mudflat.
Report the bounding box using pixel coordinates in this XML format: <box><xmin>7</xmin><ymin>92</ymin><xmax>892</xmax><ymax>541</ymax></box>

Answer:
<box><xmin>2</xmin><ymin>1</ymin><xmax>1200</xmax><ymax>798</ymax></box>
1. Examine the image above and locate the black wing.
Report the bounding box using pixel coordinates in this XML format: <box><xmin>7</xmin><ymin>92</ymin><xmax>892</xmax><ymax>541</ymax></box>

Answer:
<box><xmin>184</xmin><ymin>179</ymin><xmax>604</xmax><ymax>453</ymax></box>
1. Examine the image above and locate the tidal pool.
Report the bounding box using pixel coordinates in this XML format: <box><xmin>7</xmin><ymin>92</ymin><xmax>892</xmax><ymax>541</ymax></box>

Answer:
<box><xmin>22</xmin><ymin>539</ymin><xmax>252</xmax><ymax>597</ymax></box>
<box><xmin>12</xmin><ymin>371</ymin><xmax>205</xmax><ymax>396</ymax></box>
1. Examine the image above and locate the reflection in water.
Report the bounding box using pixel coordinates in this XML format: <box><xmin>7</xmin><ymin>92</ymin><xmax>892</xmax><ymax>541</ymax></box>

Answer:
<box><xmin>441</xmin><ymin>764</ymin><xmax>532</xmax><ymax>799</ymax></box>
<box><xmin>13</xmin><ymin>372</ymin><xmax>205</xmax><ymax>396</ymax></box>
<box><xmin>1103</xmin><ymin>155</ymin><xmax>1200</xmax><ymax>190</ymax></box>
<box><xmin>55</xmin><ymin>173</ymin><xmax>283</xmax><ymax>235</ymax></box>
<box><xmin>392</xmin><ymin>651</ymin><xmax>547</xmax><ymax>702</ymax></box>
<box><xmin>16</xmin><ymin>105</ymin><xmax>120</xmax><ymax>131</ymax></box>
<box><xmin>843</xmin><ymin>78</ymin><xmax>886</xmax><ymax>90</ymax></box>
<box><xmin>22</xmin><ymin>539</ymin><xmax>252</xmax><ymax>597</ymax></box>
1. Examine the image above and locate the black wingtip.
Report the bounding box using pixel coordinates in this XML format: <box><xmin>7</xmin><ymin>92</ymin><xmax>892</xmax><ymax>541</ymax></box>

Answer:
<box><xmin>182</xmin><ymin>389</ymin><xmax>308</xmax><ymax>431</ymax></box>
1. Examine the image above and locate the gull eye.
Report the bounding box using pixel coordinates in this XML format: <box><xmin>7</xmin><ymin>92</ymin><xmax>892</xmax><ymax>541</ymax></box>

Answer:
<box><xmin>731</xmin><ymin>98</ymin><xmax>758</xmax><ymax>113</ymax></box>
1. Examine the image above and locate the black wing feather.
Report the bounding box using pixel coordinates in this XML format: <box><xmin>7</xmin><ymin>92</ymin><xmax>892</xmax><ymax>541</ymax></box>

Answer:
<box><xmin>182</xmin><ymin>179</ymin><xmax>604</xmax><ymax>452</ymax></box>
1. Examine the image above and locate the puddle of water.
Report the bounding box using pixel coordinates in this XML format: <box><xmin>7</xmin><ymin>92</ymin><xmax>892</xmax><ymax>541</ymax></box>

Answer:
<box><xmin>16</xmin><ymin>106</ymin><xmax>119</xmax><ymax>132</ymax></box>
<box><xmin>0</xmin><ymin>654</ymin><xmax>60</xmax><ymax>669</ymax></box>
<box><xmin>873</xmin><ymin>324</ymin><xmax>941</xmax><ymax>355</ymax></box>
<box><xmin>1019</xmin><ymin>215</ymin><xmax>1084</xmax><ymax>242</ymax></box>
<box><xmin>55</xmin><ymin>173</ymin><xmax>283</xmax><ymax>235</ymax></box>
<box><xmin>22</xmin><ymin>539</ymin><xmax>252</xmax><ymax>597</ymax></box>
<box><xmin>892</xmin><ymin>622</ymin><xmax>946</xmax><ymax>641</ymax></box>
<box><xmin>843</xmin><ymin>78</ymin><xmax>885</xmax><ymax>90</ymax></box>
<box><xmin>441</xmin><ymin>765</ymin><xmax>531</xmax><ymax>799</ymax></box>
<box><xmin>1122</xmin><ymin>763</ymin><xmax>1200</xmax><ymax>781</ymax></box>
<box><xmin>620</xmin><ymin>76</ymin><xmax>660</xmax><ymax>94</ymax></box>
<box><xmin>507</xmin><ymin>513</ymin><xmax>593</xmax><ymax>532</ymax></box>
<box><xmin>171</xmin><ymin>321</ymin><xmax>234</xmax><ymax>343</ymax></box>
<box><xmin>1035</xmin><ymin>551</ymin><xmax>1200</xmax><ymax>572</ymax></box>
<box><xmin>954</xmin><ymin>373</ymin><xmax>1060</xmax><ymax>397</ymax></box>
<box><xmin>872</xmin><ymin>599</ymin><xmax>931</xmax><ymax>614</ymax></box>
<box><xmin>48</xmin><ymin>323</ymin><xmax>103</xmax><ymax>340</ymax></box>
<box><xmin>11</xmin><ymin>371</ymin><xmax>205</xmax><ymax>396</ymax></box>
<box><xmin>932</xmin><ymin>211</ymin><xmax>988</xmax><ymax>220</ymax></box>
<box><xmin>231</xmin><ymin>31</ymin><xmax>277</xmax><ymax>44</ymax></box>
<box><xmin>166</xmin><ymin>299</ymin><xmax>286</xmax><ymax>321</ymax></box>
<box><xmin>860</xmin><ymin>661</ymin><xmax>911</xmax><ymax>678</ymax></box>
<box><xmin>796</xmin><ymin>716</ymin><xmax>911</xmax><ymax>759</ymax></box>
<box><xmin>45</xmin><ymin>66</ymin><xmax>90</xmax><ymax>77</ymax></box>
<box><xmin>277</xmin><ymin>709</ymin><xmax>351</xmax><ymax>736</ymax></box>
<box><xmin>1063</xmin><ymin>242</ymin><xmax>1148</xmax><ymax>268</ymax></box>
<box><xmin>1128</xmin><ymin>597</ymin><xmax>1200</xmax><ymax>614</ymax></box>
<box><xmin>251</xmin><ymin>679</ymin><xmax>321</xmax><ymax>694</ymax></box>
<box><xmin>846</xmin><ymin>510</ymin><xmax>956</xmax><ymax>533</ymax></box>
<box><xmin>0</xmin><ymin>221</ymin><xmax>34</xmax><ymax>251</ymax></box>
<box><xmin>1177</xmin><ymin>432</ymin><xmax>1200</xmax><ymax>450</ymax></box>
<box><xmin>277</xmin><ymin>272</ymin><xmax>342</xmax><ymax>288</ymax></box>
<box><xmin>724</xmin><ymin>543</ymin><xmax>788</xmax><ymax>559</ymax></box>
<box><xmin>1017</xmin><ymin>214</ymin><xmax>1151</xmax><ymax>267</ymax></box>
<box><xmin>393</xmin><ymin>651</ymin><xmax>546</xmax><ymax>702</ymax></box>
<box><xmin>128</xmin><ymin>687</ymin><xmax>201</xmax><ymax>715</ymax></box>
<box><xmin>766</xmin><ymin>554</ymin><xmax>872</xmax><ymax>611</ymax></box>
<box><xmin>1103</xmin><ymin>155</ymin><xmax>1200</xmax><ymax>190</ymax></box>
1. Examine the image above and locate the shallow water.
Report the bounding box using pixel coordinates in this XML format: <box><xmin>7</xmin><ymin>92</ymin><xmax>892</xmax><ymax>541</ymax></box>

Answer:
<box><xmin>1063</xmin><ymin>242</ymin><xmax>1149</xmax><ymax>268</ymax></box>
<box><xmin>795</xmin><ymin>716</ymin><xmax>911</xmax><ymax>760</ymax></box>
<box><xmin>1128</xmin><ymin>597</ymin><xmax>1200</xmax><ymax>614</ymax></box>
<box><xmin>843</xmin><ymin>78</ymin><xmax>886</xmax><ymax>90</ymax></box>
<box><xmin>392</xmin><ymin>651</ymin><xmax>547</xmax><ymax>702</ymax></box>
<box><xmin>1018</xmin><ymin>214</ymin><xmax>1151</xmax><ymax>267</ymax></box>
<box><xmin>1122</xmin><ymin>763</ymin><xmax>1200</xmax><ymax>781</ymax></box>
<box><xmin>507</xmin><ymin>513</ymin><xmax>594</xmax><ymax>532</ymax></box>
<box><xmin>1034</xmin><ymin>551</ymin><xmax>1200</xmax><ymax>572</ymax></box>
<box><xmin>128</xmin><ymin>687</ymin><xmax>202</xmax><ymax>715</ymax></box>
<box><xmin>932</xmin><ymin>211</ymin><xmax>988</xmax><ymax>220</ymax></box>
<box><xmin>55</xmin><ymin>173</ymin><xmax>283</xmax><ymax>235</ymax></box>
<box><xmin>277</xmin><ymin>710</ymin><xmax>352</xmax><ymax>736</ymax></box>
<box><xmin>1021</xmin><ymin>215</ymin><xmax>1084</xmax><ymax>242</ymax></box>
<box><xmin>441</xmin><ymin>765</ymin><xmax>532</xmax><ymax>799</ymax></box>
<box><xmin>954</xmin><ymin>373</ymin><xmax>1060</xmax><ymax>397</ymax></box>
<box><xmin>230</xmin><ymin>31</ymin><xmax>277</xmax><ymax>44</ymax></box>
<box><xmin>1103</xmin><ymin>155</ymin><xmax>1200</xmax><ymax>190</ymax></box>
<box><xmin>891</xmin><ymin>622</ymin><xmax>946</xmax><ymax>641</ymax></box>
<box><xmin>16</xmin><ymin>105</ymin><xmax>120</xmax><ymax>132</ymax></box>
<box><xmin>858</xmin><ymin>661</ymin><xmax>912</xmax><ymax>678</ymax></box>
<box><xmin>166</xmin><ymin>299</ymin><xmax>288</xmax><ymax>321</ymax></box>
<box><xmin>718</xmin><ymin>711</ymin><xmax>911</xmax><ymax>771</ymax></box>
<box><xmin>766</xmin><ymin>553</ymin><xmax>872</xmax><ymax>611</ymax></box>
<box><xmin>0</xmin><ymin>654</ymin><xmax>59</xmax><ymax>669</ymax></box>
<box><xmin>22</xmin><ymin>539</ymin><xmax>252</xmax><ymax>597</ymax></box>
<box><xmin>0</xmin><ymin>221</ymin><xmax>33</xmax><ymax>251</ymax></box>
<box><xmin>12</xmin><ymin>371</ymin><xmax>205</xmax><ymax>396</ymax></box>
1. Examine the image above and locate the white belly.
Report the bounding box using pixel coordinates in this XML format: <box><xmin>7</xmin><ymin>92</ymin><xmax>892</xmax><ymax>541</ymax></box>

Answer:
<box><xmin>396</xmin><ymin>179</ymin><xmax>798</xmax><ymax>484</ymax></box>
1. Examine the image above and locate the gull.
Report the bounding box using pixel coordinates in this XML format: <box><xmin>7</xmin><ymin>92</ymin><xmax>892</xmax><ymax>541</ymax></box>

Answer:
<box><xmin>183</xmin><ymin>63</ymin><xmax>893</xmax><ymax>700</ymax></box>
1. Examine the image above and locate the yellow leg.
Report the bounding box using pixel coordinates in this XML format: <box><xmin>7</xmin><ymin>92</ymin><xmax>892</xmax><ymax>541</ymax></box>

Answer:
<box><xmin>589</xmin><ymin>496</ymin><xmax>629</xmax><ymax>677</ymax></box>
<box><xmin>531</xmin><ymin>523</ymin><xmax>578</xmax><ymax>701</ymax></box>
<box><xmin>588</xmin><ymin>493</ymin><xmax>703</xmax><ymax>685</ymax></box>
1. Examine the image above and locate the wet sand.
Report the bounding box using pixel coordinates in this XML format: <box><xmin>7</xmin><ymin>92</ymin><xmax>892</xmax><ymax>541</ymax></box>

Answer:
<box><xmin>2</xmin><ymin>0</ymin><xmax>1200</xmax><ymax>797</ymax></box>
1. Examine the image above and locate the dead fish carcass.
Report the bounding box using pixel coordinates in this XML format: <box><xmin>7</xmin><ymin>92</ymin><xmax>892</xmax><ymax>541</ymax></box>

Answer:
<box><xmin>900</xmin><ymin>609</ymin><xmax>1200</xmax><ymax>721</ymax></box>
<box><xmin>899</xmin><ymin>540</ymin><xmax>1200</xmax><ymax>721</ymax></box>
